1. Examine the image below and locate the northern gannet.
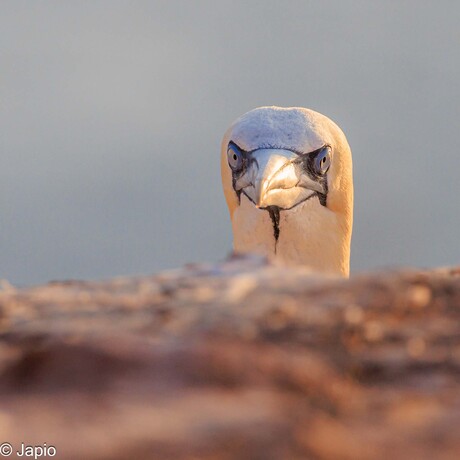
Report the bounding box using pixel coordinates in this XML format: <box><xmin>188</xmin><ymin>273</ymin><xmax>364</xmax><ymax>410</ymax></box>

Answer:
<box><xmin>221</xmin><ymin>106</ymin><xmax>353</xmax><ymax>277</ymax></box>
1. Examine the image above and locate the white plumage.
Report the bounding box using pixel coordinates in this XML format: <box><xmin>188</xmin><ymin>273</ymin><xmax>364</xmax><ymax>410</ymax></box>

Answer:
<box><xmin>221</xmin><ymin>106</ymin><xmax>353</xmax><ymax>277</ymax></box>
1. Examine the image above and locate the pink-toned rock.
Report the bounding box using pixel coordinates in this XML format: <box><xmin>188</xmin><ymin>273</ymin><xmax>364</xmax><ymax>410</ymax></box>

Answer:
<box><xmin>0</xmin><ymin>258</ymin><xmax>459</xmax><ymax>459</ymax></box>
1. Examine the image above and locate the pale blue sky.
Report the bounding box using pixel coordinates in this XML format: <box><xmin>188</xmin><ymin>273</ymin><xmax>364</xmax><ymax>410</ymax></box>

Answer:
<box><xmin>1</xmin><ymin>1</ymin><xmax>459</xmax><ymax>285</ymax></box>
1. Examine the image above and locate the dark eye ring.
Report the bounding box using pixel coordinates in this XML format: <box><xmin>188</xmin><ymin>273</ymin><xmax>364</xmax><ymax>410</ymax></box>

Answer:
<box><xmin>314</xmin><ymin>146</ymin><xmax>331</xmax><ymax>175</ymax></box>
<box><xmin>227</xmin><ymin>144</ymin><xmax>244</xmax><ymax>171</ymax></box>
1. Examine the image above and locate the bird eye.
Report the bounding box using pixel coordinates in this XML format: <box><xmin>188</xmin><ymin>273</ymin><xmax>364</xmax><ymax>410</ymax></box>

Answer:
<box><xmin>314</xmin><ymin>146</ymin><xmax>331</xmax><ymax>175</ymax></box>
<box><xmin>227</xmin><ymin>144</ymin><xmax>244</xmax><ymax>171</ymax></box>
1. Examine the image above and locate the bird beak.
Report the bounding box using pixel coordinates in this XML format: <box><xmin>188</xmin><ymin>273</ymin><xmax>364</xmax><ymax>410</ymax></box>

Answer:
<box><xmin>236</xmin><ymin>149</ymin><xmax>324</xmax><ymax>210</ymax></box>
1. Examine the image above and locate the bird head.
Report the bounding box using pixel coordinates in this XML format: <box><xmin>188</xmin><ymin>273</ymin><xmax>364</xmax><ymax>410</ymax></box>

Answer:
<box><xmin>221</xmin><ymin>106</ymin><xmax>353</xmax><ymax>276</ymax></box>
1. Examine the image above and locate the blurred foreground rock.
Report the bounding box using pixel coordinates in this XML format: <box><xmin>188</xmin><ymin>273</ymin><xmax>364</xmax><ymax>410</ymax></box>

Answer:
<box><xmin>0</xmin><ymin>256</ymin><xmax>459</xmax><ymax>460</ymax></box>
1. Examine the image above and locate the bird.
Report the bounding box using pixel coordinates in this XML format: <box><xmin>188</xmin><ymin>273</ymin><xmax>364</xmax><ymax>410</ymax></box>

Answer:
<box><xmin>221</xmin><ymin>106</ymin><xmax>353</xmax><ymax>277</ymax></box>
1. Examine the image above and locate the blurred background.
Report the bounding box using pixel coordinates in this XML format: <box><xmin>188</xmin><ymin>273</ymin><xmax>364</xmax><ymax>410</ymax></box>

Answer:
<box><xmin>1</xmin><ymin>1</ymin><xmax>459</xmax><ymax>286</ymax></box>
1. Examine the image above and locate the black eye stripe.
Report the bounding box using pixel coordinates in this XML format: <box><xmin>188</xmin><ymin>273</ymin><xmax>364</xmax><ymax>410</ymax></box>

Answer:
<box><xmin>227</xmin><ymin>142</ymin><xmax>330</xmax><ymax>207</ymax></box>
<box><xmin>227</xmin><ymin>143</ymin><xmax>249</xmax><ymax>193</ymax></box>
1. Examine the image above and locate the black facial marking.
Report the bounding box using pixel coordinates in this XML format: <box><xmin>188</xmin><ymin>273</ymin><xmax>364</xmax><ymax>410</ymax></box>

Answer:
<box><xmin>267</xmin><ymin>205</ymin><xmax>281</xmax><ymax>250</ymax></box>
<box><xmin>318</xmin><ymin>190</ymin><xmax>327</xmax><ymax>207</ymax></box>
<box><xmin>294</xmin><ymin>145</ymin><xmax>330</xmax><ymax>207</ymax></box>
<box><xmin>228</xmin><ymin>142</ymin><xmax>330</xmax><ymax>208</ymax></box>
<box><xmin>228</xmin><ymin>141</ymin><xmax>251</xmax><ymax>204</ymax></box>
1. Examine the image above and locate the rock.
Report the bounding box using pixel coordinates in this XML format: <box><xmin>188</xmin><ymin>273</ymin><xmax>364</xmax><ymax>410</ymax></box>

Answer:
<box><xmin>0</xmin><ymin>257</ymin><xmax>459</xmax><ymax>459</ymax></box>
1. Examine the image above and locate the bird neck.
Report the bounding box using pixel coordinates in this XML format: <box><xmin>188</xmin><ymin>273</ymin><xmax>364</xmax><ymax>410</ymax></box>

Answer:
<box><xmin>231</xmin><ymin>196</ymin><xmax>350</xmax><ymax>276</ymax></box>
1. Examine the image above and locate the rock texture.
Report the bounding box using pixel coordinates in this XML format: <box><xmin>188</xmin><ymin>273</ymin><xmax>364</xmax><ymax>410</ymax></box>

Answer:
<box><xmin>0</xmin><ymin>256</ymin><xmax>459</xmax><ymax>460</ymax></box>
